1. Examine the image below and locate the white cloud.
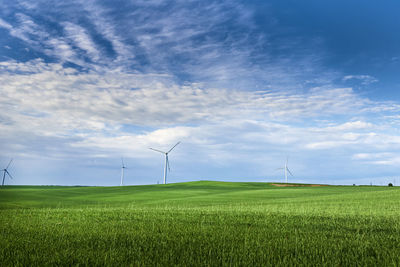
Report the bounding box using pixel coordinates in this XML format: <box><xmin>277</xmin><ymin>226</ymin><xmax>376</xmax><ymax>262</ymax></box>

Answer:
<box><xmin>79</xmin><ymin>0</ymin><xmax>135</xmax><ymax>67</ymax></box>
<box><xmin>352</xmin><ymin>152</ymin><xmax>400</xmax><ymax>166</ymax></box>
<box><xmin>0</xmin><ymin>18</ymin><xmax>12</xmax><ymax>30</ymax></box>
<box><xmin>1</xmin><ymin>60</ymin><xmax>400</xmax><ymax>165</ymax></box>
<box><xmin>0</xmin><ymin>0</ymin><xmax>337</xmax><ymax>92</ymax></box>
<box><xmin>343</xmin><ymin>75</ymin><xmax>378</xmax><ymax>85</ymax></box>
<box><xmin>4</xmin><ymin>13</ymin><xmax>89</xmax><ymax>66</ymax></box>
<box><xmin>61</xmin><ymin>21</ymin><xmax>103</xmax><ymax>64</ymax></box>
<box><xmin>352</xmin><ymin>153</ymin><xmax>390</xmax><ymax>160</ymax></box>
<box><xmin>323</xmin><ymin>121</ymin><xmax>373</xmax><ymax>131</ymax></box>
<box><xmin>0</xmin><ymin>61</ymin><xmax>382</xmax><ymax>132</ymax></box>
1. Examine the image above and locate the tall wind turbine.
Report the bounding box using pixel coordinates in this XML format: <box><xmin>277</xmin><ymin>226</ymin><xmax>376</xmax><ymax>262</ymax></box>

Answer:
<box><xmin>120</xmin><ymin>158</ymin><xmax>127</xmax><ymax>186</ymax></box>
<box><xmin>149</xmin><ymin>142</ymin><xmax>180</xmax><ymax>184</ymax></box>
<box><xmin>1</xmin><ymin>159</ymin><xmax>13</xmax><ymax>186</ymax></box>
<box><xmin>277</xmin><ymin>157</ymin><xmax>293</xmax><ymax>183</ymax></box>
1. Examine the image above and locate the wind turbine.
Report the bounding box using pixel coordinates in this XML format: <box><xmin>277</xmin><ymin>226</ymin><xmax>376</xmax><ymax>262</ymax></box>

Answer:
<box><xmin>1</xmin><ymin>159</ymin><xmax>13</xmax><ymax>186</ymax></box>
<box><xmin>149</xmin><ymin>142</ymin><xmax>180</xmax><ymax>184</ymax></box>
<box><xmin>120</xmin><ymin>158</ymin><xmax>127</xmax><ymax>186</ymax></box>
<box><xmin>277</xmin><ymin>157</ymin><xmax>293</xmax><ymax>183</ymax></box>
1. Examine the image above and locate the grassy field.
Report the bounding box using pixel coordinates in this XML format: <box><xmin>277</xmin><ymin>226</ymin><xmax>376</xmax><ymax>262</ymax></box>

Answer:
<box><xmin>1</xmin><ymin>181</ymin><xmax>400</xmax><ymax>266</ymax></box>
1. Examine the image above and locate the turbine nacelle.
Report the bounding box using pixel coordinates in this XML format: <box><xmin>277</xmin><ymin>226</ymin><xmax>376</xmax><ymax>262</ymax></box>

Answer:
<box><xmin>121</xmin><ymin>158</ymin><xmax>127</xmax><ymax>169</ymax></box>
<box><xmin>149</xmin><ymin>142</ymin><xmax>180</xmax><ymax>184</ymax></box>
<box><xmin>120</xmin><ymin>158</ymin><xmax>127</xmax><ymax>186</ymax></box>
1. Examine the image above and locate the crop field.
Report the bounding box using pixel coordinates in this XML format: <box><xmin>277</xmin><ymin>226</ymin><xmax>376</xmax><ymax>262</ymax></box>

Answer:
<box><xmin>1</xmin><ymin>181</ymin><xmax>400</xmax><ymax>266</ymax></box>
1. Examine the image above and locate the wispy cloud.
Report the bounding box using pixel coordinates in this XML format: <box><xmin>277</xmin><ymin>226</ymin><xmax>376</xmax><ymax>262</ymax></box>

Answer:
<box><xmin>1</xmin><ymin>61</ymin><xmax>400</xmax><ymax>163</ymax></box>
<box><xmin>343</xmin><ymin>75</ymin><xmax>378</xmax><ymax>85</ymax></box>
<box><xmin>5</xmin><ymin>12</ymin><xmax>86</xmax><ymax>66</ymax></box>
<box><xmin>0</xmin><ymin>61</ymin><xmax>385</xmax><ymax>130</ymax></box>
<box><xmin>353</xmin><ymin>152</ymin><xmax>400</xmax><ymax>166</ymax></box>
<box><xmin>78</xmin><ymin>0</ymin><xmax>136</xmax><ymax>68</ymax></box>
<box><xmin>1</xmin><ymin>0</ymin><xmax>336</xmax><ymax>90</ymax></box>
<box><xmin>0</xmin><ymin>18</ymin><xmax>12</xmax><ymax>30</ymax></box>
<box><xmin>61</xmin><ymin>22</ymin><xmax>102</xmax><ymax>63</ymax></box>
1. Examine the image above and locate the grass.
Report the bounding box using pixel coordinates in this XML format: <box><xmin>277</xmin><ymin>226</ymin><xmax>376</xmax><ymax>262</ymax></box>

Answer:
<box><xmin>1</xmin><ymin>181</ymin><xmax>400</xmax><ymax>266</ymax></box>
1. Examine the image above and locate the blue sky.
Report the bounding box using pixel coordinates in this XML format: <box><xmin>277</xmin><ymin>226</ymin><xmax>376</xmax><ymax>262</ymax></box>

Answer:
<box><xmin>1</xmin><ymin>0</ymin><xmax>400</xmax><ymax>186</ymax></box>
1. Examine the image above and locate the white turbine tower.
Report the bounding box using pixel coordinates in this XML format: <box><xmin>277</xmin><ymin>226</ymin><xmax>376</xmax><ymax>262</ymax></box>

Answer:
<box><xmin>120</xmin><ymin>158</ymin><xmax>127</xmax><ymax>186</ymax></box>
<box><xmin>277</xmin><ymin>157</ymin><xmax>293</xmax><ymax>183</ymax></box>
<box><xmin>149</xmin><ymin>142</ymin><xmax>180</xmax><ymax>184</ymax></box>
<box><xmin>1</xmin><ymin>159</ymin><xmax>13</xmax><ymax>186</ymax></box>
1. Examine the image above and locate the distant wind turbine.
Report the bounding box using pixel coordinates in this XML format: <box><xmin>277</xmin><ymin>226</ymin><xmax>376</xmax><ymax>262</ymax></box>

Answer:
<box><xmin>149</xmin><ymin>142</ymin><xmax>180</xmax><ymax>184</ymax></box>
<box><xmin>1</xmin><ymin>159</ymin><xmax>13</xmax><ymax>186</ymax></box>
<box><xmin>277</xmin><ymin>157</ymin><xmax>293</xmax><ymax>183</ymax></box>
<box><xmin>120</xmin><ymin>158</ymin><xmax>127</xmax><ymax>186</ymax></box>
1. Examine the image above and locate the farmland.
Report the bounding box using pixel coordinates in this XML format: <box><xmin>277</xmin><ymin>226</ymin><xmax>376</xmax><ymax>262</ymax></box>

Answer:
<box><xmin>1</xmin><ymin>181</ymin><xmax>400</xmax><ymax>266</ymax></box>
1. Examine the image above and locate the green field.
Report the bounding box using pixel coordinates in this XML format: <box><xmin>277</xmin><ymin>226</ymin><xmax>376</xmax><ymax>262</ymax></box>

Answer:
<box><xmin>1</xmin><ymin>181</ymin><xmax>400</xmax><ymax>266</ymax></box>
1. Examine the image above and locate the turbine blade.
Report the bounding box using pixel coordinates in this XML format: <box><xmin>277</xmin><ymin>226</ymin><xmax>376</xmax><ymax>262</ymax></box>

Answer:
<box><xmin>121</xmin><ymin>157</ymin><xmax>125</xmax><ymax>167</ymax></box>
<box><xmin>5</xmin><ymin>159</ymin><xmax>13</xmax><ymax>170</ymax></box>
<box><xmin>167</xmin><ymin>141</ymin><xmax>181</xmax><ymax>153</ymax></box>
<box><xmin>5</xmin><ymin>170</ymin><xmax>13</xmax><ymax>179</ymax></box>
<box><xmin>149</xmin><ymin>147</ymin><xmax>166</xmax><ymax>154</ymax></box>
<box><xmin>287</xmin><ymin>168</ymin><xmax>293</xmax><ymax>176</ymax></box>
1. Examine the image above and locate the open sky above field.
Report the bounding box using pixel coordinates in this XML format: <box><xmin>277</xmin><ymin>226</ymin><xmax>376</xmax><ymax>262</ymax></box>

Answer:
<box><xmin>1</xmin><ymin>0</ymin><xmax>400</xmax><ymax>186</ymax></box>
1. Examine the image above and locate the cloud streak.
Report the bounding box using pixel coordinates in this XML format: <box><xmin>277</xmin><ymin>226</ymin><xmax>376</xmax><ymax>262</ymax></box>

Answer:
<box><xmin>343</xmin><ymin>75</ymin><xmax>378</xmax><ymax>85</ymax></box>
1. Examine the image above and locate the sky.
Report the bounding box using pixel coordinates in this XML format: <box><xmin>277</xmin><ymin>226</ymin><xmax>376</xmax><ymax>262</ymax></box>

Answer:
<box><xmin>1</xmin><ymin>0</ymin><xmax>400</xmax><ymax>186</ymax></box>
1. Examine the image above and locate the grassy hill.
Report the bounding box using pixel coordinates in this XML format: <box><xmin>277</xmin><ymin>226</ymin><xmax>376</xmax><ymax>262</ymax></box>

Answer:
<box><xmin>1</xmin><ymin>181</ymin><xmax>400</xmax><ymax>266</ymax></box>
